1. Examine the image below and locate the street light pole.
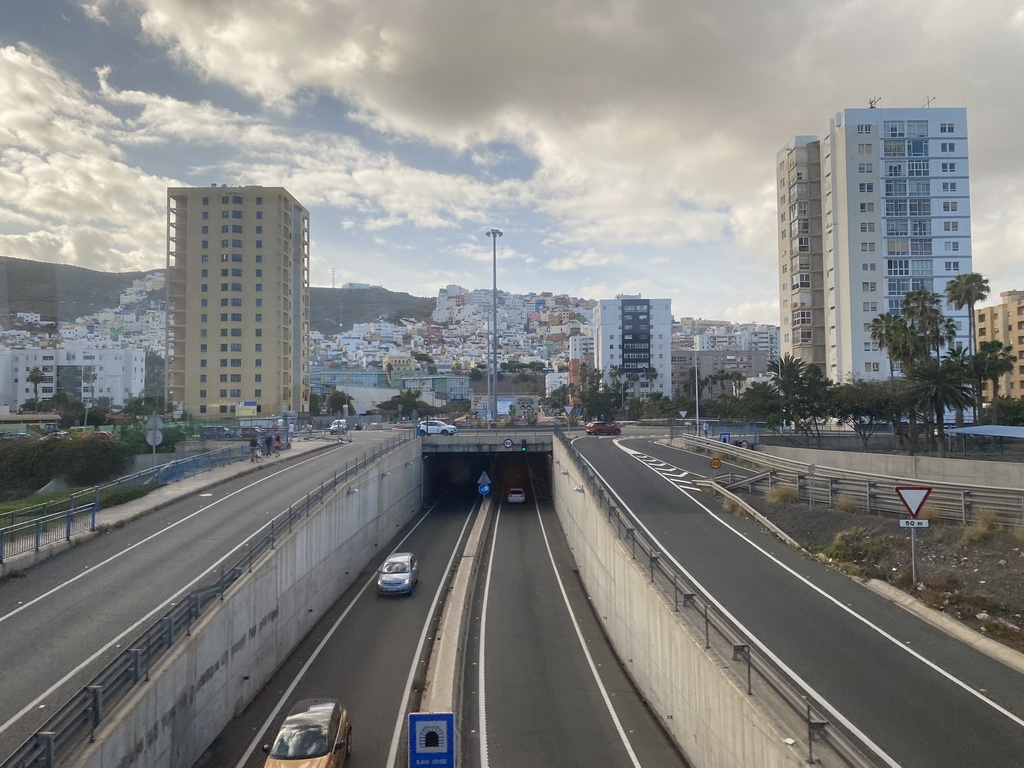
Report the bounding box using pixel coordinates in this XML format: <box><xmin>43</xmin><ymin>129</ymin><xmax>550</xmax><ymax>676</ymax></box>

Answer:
<box><xmin>486</xmin><ymin>228</ymin><xmax>502</xmax><ymax>428</ymax></box>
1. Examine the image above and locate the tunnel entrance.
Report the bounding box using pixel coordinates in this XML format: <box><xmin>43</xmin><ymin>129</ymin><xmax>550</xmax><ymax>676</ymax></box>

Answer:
<box><xmin>423</xmin><ymin>449</ymin><xmax>552</xmax><ymax>504</ymax></box>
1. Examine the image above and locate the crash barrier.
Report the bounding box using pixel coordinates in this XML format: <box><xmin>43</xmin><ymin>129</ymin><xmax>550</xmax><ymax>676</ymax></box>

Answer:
<box><xmin>0</xmin><ymin>446</ymin><xmax>254</xmax><ymax>564</ymax></box>
<box><xmin>552</xmin><ymin>429</ymin><xmax>882</xmax><ymax>768</ymax></box>
<box><xmin>3</xmin><ymin>436</ymin><xmax>416</xmax><ymax>768</ymax></box>
<box><xmin>673</xmin><ymin>434</ymin><xmax>1024</xmax><ymax>528</ymax></box>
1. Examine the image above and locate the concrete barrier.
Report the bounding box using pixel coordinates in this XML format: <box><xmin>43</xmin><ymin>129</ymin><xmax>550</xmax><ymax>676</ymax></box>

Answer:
<box><xmin>73</xmin><ymin>442</ymin><xmax>423</xmax><ymax>768</ymax></box>
<box><xmin>552</xmin><ymin>440</ymin><xmax>810</xmax><ymax>768</ymax></box>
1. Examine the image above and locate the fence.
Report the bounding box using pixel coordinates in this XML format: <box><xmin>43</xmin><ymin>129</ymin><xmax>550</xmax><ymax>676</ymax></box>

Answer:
<box><xmin>674</xmin><ymin>434</ymin><xmax>1024</xmax><ymax>528</ymax></box>
<box><xmin>3</xmin><ymin>435</ymin><xmax>410</xmax><ymax>768</ymax></box>
<box><xmin>0</xmin><ymin>445</ymin><xmax>251</xmax><ymax>564</ymax></box>
<box><xmin>554</xmin><ymin>429</ymin><xmax>883</xmax><ymax>768</ymax></box>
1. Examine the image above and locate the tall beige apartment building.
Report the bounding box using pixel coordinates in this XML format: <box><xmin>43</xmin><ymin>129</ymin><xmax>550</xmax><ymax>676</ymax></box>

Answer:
<box><xmin>166</xmin><ymin>185</ymin><xmax>310</xmax><ymax>419</ymax></box>
<box><xmin>975</xmin><ymin>290</ymin><xmax>1024</xmax><ymax>402</ymax></box>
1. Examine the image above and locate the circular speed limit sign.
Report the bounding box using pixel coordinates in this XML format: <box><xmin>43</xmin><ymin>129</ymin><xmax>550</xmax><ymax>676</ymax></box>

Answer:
<box><xmin>709</xmin><ymin>457</ymin><xmax>722</xmax><ymax>470</ymax></box>
<box><xmin>503</xmin><ymin>439</ymin><xmax>514</xmax><ymax>449</ymax></box>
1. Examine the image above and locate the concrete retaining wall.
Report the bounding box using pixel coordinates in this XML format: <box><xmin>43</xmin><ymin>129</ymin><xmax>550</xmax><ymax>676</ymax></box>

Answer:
<box><xmin>759</xmin><ymin>444</ymin><xmax>1024</xmax><ymax>490</ymax></box>
<box><xmin>552</xmin><ymin>441</ymin><xmax>806</xmax><ymax>768</ymax></box>
<box><xmin>75</xmin><ymin>441</ymin><xmax>423</xmax><ymax>768</ymax></box>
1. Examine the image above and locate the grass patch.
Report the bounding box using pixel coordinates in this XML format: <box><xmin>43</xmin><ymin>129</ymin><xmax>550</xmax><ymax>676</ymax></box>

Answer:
<box><xmin>833</xmin><ymin>495</ymin><xmax>861</xmax><ymax>515</ymax></box>
<box><xmin>765</xmin><ymin>485</ymin><xmax>798</xmax><ymax>504</ymax></box>
<box><xmin>99</xmin><ymin>486</ymin><xmax>151</xmax><ymax>507</ymax></box>
<box><xmin>960</xmin><ymin>509</ymin><xmax>999</xmax><ymax>545</ymax></box>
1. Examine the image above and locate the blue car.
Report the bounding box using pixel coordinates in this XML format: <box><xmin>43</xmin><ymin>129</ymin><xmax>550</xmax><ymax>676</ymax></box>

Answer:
<box><xmin>377</xmin><ymin>553</ymin><xmax>419</xmax><ymax>596</ymax></box>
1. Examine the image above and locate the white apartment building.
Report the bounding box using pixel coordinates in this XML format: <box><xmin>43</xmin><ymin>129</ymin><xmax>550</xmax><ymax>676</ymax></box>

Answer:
<box><xmin>777</xmin><ymin>107</ymin><xmax>972</xmax><ymax>381</ymax></box>
<box><xmin>0</xmin><ymin>347</ymin><xmax>145</xmax><ymax>410</ymax></box>
<box><xmin>594</xmin><ymin>295</ymin><xmax>672</xmax><ymax>397</ymax></box>
<box><xmin>166</xmin><ymin>185</ymin><xmax>310</xmax><ymax>418</ymax></box>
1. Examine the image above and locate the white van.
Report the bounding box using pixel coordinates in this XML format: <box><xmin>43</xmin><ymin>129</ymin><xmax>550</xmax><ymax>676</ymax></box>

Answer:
<box><xmin>330</xmin><ymin>419</ymin><xmax>348</xmax><ymax>434</ymax></box>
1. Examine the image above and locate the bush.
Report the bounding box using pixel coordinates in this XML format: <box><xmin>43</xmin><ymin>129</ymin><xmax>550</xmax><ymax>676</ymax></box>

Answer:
<box><xmin>0</xmin><ymin>439</ymin><xmax>135</xmax><ymax>497</ymax></box>
<box><xmin>765</xmin><ymin>485</ymin><xmax>799</xmax><ymax>504</ymax></box>
<box><xmin>833</xmin><ymin>495</ymin><xmax>861</xmax><ymax>515</ymax></box>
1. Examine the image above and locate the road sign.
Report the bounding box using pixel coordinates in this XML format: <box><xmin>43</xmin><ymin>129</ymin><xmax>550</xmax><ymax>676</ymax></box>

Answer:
<box><xmin>477</xmin><ymin>472</ymin><xmax>491</xmax><ymax>485</ymax></box>
<box><xmin>503</xmin><ymin>438</ymin><xmax>514</xmax><ymax>449</ymax></box>
<box><xmin>145</xmin><ymin>430</ymin><xmax>163</xmax><ymax>447</ymax></box>
<box><xmin>895</xmin><ymin>486</ymin><xmax>932</xmax><ymax>518</ymax></box>
<box><xmin>145</xmin><ymin>412</ymin><xmax>164</xmax><ymax>430</ymax></box>
<box><xmin>409</xmin><ymin>712</ymin><xmax>455</xmax><ymax>768</ymax></box>
<box><xmin>478</xmin><ymin>483</ymin><xmax>490</xmax><ymax>496</ymax></box>
<box><xmin>709</xmin><ymin>457</ymin><xmax>722</xmax><ymax>470</ymax></box>
<box><xmin>900</xmin><ymin>519</ymin><xmax>930</xmax><ymax>528</ymax></box>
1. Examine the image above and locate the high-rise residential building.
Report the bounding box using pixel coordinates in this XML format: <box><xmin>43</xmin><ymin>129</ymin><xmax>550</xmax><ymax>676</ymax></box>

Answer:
<box><xmin>594</xmin><ymin>295</ymin><xmax>672</xmax><ymax>397</ymax></box>
<box><xmin>165</xmin><ymin>185</ymin><xmax>309</xmax><ymax>419</ymax></box>
<box><xmin>975</xmin><ymin>290</ymin><xmax>1024</xmax><ymax>402</ymax></box>
<box><xmin>778</xmin><ymin>107</ymin><xmax>972</xmax><ymax>381</ymax></box>
<box><xmin>0</xmin><ymin>347</ymin><xmax>145</xmax><ymax>410</ymax></box>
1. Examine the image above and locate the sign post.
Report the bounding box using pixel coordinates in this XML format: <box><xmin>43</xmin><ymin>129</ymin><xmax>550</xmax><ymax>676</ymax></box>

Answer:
<box><xmin>896</xmin><ymin>486</ymin><xmax>932</xmax><ymax>585</ymax></box>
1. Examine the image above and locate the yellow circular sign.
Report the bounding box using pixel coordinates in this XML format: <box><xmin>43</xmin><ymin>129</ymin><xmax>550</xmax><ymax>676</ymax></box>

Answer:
<box><xmin>710</xmin><ymin>458</ymin><xmax>722</xmax><ymax>469</ymax></box>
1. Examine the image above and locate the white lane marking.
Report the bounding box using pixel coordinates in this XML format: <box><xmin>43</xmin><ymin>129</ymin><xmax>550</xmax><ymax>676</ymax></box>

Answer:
<box><xmin>618</xmin><ymin>442</ymin><xmax>1024</xmax><ymax>738</ymax></box>
<box><xmin>0</xmin><ymin>448</ymin><xmax>347</xmax><ymax>624</ymax></box>
<box><xmin>234</xmin><ymin>499</ymin><xmax>476</xmax><ymax>768</ymax></box>
<box><xmin>577</xmin><ymin>445</ymin><xmax>902</xmax><ymax>768</ymax></box>
<box><xmin>532</xmin><ymin>499</ymin><xmax>643</xmax><ymax>767</ymax></box>
<box><xmin>477</xmin><ymin>505</ymin><xmax>500</xmax><ymax>768</ymax></box>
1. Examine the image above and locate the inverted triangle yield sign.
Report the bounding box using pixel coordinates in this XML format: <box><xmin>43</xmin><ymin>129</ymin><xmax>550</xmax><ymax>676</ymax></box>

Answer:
<box><xmin>895</xmin><ymin>486</ymin><xmax>932</xmax><ymax>518</ymax></box>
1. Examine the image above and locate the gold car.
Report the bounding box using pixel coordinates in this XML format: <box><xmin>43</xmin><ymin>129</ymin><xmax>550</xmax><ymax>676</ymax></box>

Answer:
<box><xmin>262</xmin><ymin>699</ymin><xmax>352</xmax><ymax>768</ymax></box>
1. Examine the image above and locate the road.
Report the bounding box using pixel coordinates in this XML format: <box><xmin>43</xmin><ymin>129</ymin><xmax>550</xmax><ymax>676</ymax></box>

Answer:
<box><xmin>0</xmin><ymin>432</ymin><xmax>397</xmax><ymax>760</ymax></box>
<box><xmin>574</xmin><ymin>434</ymin><xmax>1024</xmax><ymax>768</ymax></box>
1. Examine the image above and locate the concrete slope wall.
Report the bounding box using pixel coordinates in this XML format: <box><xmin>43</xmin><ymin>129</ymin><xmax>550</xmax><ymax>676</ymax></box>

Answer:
<box><xmin>76</xmin><ymin>441</ymin><xmax>423</xmax><ymax>768</ymax></box>
<box><xmin>759</xmin><ymin>444</ymin><xmax>1024</xmax><ymax>490</ymax></box>
<box><xmin>552</xmin><ymin>441</ymin><xmax>806</xmax><ymax>768</ymax></box>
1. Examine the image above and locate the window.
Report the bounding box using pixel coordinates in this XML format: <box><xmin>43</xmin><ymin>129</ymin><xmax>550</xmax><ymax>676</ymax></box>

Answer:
<box><xmin>862</xmin><ymin>282</ymin><xmax>877</xmax><ymax>292</ymax></box>
<box><xmin>231</xmin><ymin>313</ymin><xmax>242</xmax><ymax>322</ymax></box>
<box><xmin>220</xmin><ymin>389</ymin><xmax>227</xmax><ymax>398</ymax></box>
<box><xmin>256</xmin><ymin>196</ymin><xmax>262</xmax><ymax>205</ymax></box>
<box><xmin>863</xmin><ymin>302</ymin><xmax>878</xmax><ymax>312</ymax></box>
<box><xmin>864</xmin><ymin>341</ymin><xmax>880</xmax><ymax>351</ymax></box>
<box><xmin>865</xmin><ymin>362</ymin><xmax>880</xmax><ymax>372</ymax></box>
<box><xmin>859</xmin><ymin>202</ymin><xmax>875</xmax><ymax>213</ymax></box>
<box><xmin>859</xmin><ymin>183</ymin><xmax>874</xmax><ymax>193</ymax></box>
<box><xmin>231</xmin><ymin>239</ymin><xmax>243</xmax><ymax>248</ymax></box>
<box><xmin>940</xmin><ymin>123</ymin><xmax>955</xmax><ymax>133</ymax></box>
<box><xmin>202</xmin><ymin>211</ymin><xmax>209</xmax><ymax>220</ymax></box>
<box><xmin>945</xmin><ymin>261</ymin><xmax>961</xmax><ymax>272</ymax></box>
<box><xmin>908</xmin><ymin>179</ymin><xmax>930</xmax><ymax>196</ymax></box>
<box><xmin>943</xmin><ymin>201</ymin><xmax>958</xmax><ymax>212</ymax></box>
<box><xmin>256</xmin><ymin>211</ymin><xmax>263</xmax><ymax>219</ymax></box>
<box><xmin>942</xmin><ymin>182</ymin><xmax>957</xmax><ymax>192</ymax></box>
<box><xmin>232</xmin><ymin>224</ymin><xmax>243</xmax><ymax>233</ymax></box>
<box><xmin>907</xmin><ymin>161</ymin><xmax>928</xmax><ymax>177</ymax></box>
<box><xmin>885</xmin><ymin>179</ymin><xmax>906</xmax><ymax>196</ymax></box>
<box><xmin>199</xmin><ymin>389</ymin><xmax>207</xmax><ymax>398</ymax></box>
<box><xmin>797</xmin><ymin>237</ymin><xmax>810</xmax><ymax>252</ymax></box>
<box><xmin>941</xmin><ymin>142</ymin><xmax>956</xmax><ymax>153</ymax></box>
<box><xmin>255</xmin><ymin>283</ymin><xmax>262</xmax><ymax>292</ymax></box>
<box><xmin>254</xmin><ymin>389</ymin><xmax>262</xmax><ymax>397</ymax></box>
<box><xmin>858</xmin><ymin>143</ymin><xmax>873</xmax><ymax>154</ymax></box>
<box><xmin>201</xmin><ymin>240</ymin><xmax>208</xmax><ymax>249</ymax></box>
<box><xmin>792</xmin><ymin>310</ymin><xmax>812</xmax><ymax>326</ymax></box>
<box><xmin>255</xmin><ymin>328</ymin><xmax>262</xmax><ymax>337</ymax></box>
<box><xmin>941</xmin><ymin>162</ymin><xmax>956</xmax><ymax>173</ymax></box>
<box><xmin>944</xmin><ymin>221</ymin><xmax>959</xmax><ymax>232</ymax></box>
<box><xmin>231</xmin><ymin>328</ymin><xmax>242</xmax><ymax>337</ymax></box>
<box><xmin>860</xmin><ymin>222</ymin><xmax>875</xmax><ymax>233</ymax></box>
<box><xmin>202</xmin><ymin>197</ymin><xmax>209</xmax><ymax>205</ymax></box>
<box><xmin>860</xmin><ymin>242</ymin><xmax>876</xmax><ymax>252</ymax></box>
<box><xmin>887</xmin><ymin>239</ymin><xmax>909</xmax><ymax>257</ymax></box>
<box><xmin>231</xmin><ymin>359</ymin><xmax>242</xmax><ymax>367</ymax></box>
<box><xmin>232</xmin><ymin>298</ymin><xmax>243</xmax><ymax>306</ymax></box>
<box><xmin>858</xmin><ymin>163</ymin><xmax>873</xmax><ymax>173</ymax></box>
<box><xmin>945</xmin><ymin>242</ymin><xmax>960</xmax><ymax>252</ymax></box>
<box><xmin>256</xmin><ymin>226</ymin><xmax>263</xmax><ymax>234</ymax></box>
<box><xmin>231</xmin><ymin>268</ymin><xmax>242</xmax><ymax>277</ymax></box>
<box><xmin>232</xmin><ymin>210</ymin><xmax>243</xmax><ymax>219</ymax></box>
<box><xmin>231</xmin><ymin>283</ymin><xmax>242</xmax><ymax>291</ymax></box>
<box><xmin>201</xmin><ymin>255</ymin><xmax>209</xmax><ymax>262</ymax></box>
<box><xmin>883</xmin><ymin>120</ymin><xmax>905</xmax><ymax>138</ymax></box>
<box><xmin>857</xmin><ymin>124</ymin><xmax>872</xmax><ymax>134</ymax></box>
<box><xmin>255</xmin><ymin>240</ymin><xmax>262</xmax><ymax>249</ymax></box>
<box><xmin>255</xmin><ymin>269</ymin><xmax>262</xmax><ymax>277</ymax></box>
<box><xmin>220</xmin><ymin>269</ymin><xmax>229</xmax><ymax>277</ymax></box>
<box><xmin>862</xmin><ymin>262</ymin><xmax>877</xmax><ymax>271</ymax></box>
<box><xmin>230</xmin><ymin>343</ymin><xmax>242</xmax><ymax>352</ymax></box>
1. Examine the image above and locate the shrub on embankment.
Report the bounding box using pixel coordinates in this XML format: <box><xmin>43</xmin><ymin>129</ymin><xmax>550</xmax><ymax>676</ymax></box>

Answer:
<box><xmin>0</xmin><ymin>439</ymin><xmax>134</xmax><ymax>501</ymax></box>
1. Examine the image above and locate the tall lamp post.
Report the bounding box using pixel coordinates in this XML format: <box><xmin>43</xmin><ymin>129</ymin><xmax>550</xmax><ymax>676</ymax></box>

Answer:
<box><xmin>486</xmin><ymin>228</ymin><xmax>502</xmax><ymax>427</ymax></box>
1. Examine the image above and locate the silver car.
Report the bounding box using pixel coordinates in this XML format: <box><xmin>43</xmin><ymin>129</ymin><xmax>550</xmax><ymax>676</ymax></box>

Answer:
<box><xmin>377</xmin><ymin>552</ymin><xmax>418</xmax><ymax>596</ymax></box>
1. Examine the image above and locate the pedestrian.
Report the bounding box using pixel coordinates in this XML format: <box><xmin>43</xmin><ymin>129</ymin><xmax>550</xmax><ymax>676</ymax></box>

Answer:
<box><xmin>249</xmin><ymin>436</ymin><xmax>260</xmax><ymax>462</ymax></box>
<box><xmin>702</xmin><ymin>422</ymin><xmax>709</xmax><ymax>438</ymax></box>
<box><xmin>274</xmin><ymin>434</ymin><xmax>282</xmax><ymax>455</ymax></box>
<box><xmin>264</xmin><ymin>433</ymin><xmax>273</xmax><ymax>456</ymax></box>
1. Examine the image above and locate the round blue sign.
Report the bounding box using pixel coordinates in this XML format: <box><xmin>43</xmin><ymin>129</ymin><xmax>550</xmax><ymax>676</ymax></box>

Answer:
<box><xmin>478</xmin><ymin>483</ymin><xmax>491</xmax><ymax>496</ymax></box>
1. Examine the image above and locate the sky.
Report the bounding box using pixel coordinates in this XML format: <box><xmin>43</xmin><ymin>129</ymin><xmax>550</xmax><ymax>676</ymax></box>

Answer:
<box><xmin>3</xmin><ymin>1</ymin><xmax>1024</xmax><ymax>325</ymax></box>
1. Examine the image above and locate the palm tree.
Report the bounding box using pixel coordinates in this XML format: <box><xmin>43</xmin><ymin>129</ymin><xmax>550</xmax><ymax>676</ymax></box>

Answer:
<box><xmin>869</xmin><ymin>314</ymin><xmax>900</xmax><ymax>378</ymax></box>
<box><xmin>902</xmin><ymin>289</ymin><xmax>956</xmax><ymax>359</ymax></box>
<box><xmin>945</xmin><ymin>272</ymin><xmax>990</xmax><ymax>356</ymax></box>
<box><xmin>27</xmin><ymin>367</ymin><xmax>45</xmax><ymax>405</ymax></box>
<box><xmin>975</xmin><ymin>340</ymin><xmax>1017</xmax><ymax>424</ymax></box>
<box><xmin>907</xmin><ymin>358</ymin><xmax>973</xmax><ymax>457</ymax></box>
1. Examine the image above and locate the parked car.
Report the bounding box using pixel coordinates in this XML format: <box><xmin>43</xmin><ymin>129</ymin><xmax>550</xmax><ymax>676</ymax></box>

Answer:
<box><xmin>377</xmin><ymin>552</ymin><xmax>419</xmax><ymax>596</ymax></box>
<box><xmin>200</xmin><ymin>426</ymin><xmax>236</xmax><ymax>440</ymax></box>
<box><xmin>506</xmin><ymin>488</ymin><xmax>526</xmax><ymax>504</ymax></box>
<box><xmin>585</xmin><ymin>421</ymin><xmax>621</xmax><ymax>436</ymax></box>
<box><xmin>262</xmin><ymin>698</ymin><xmax>352</xmax><ymax>767</ymax></box>
<box><xmin>416</xmin><ymin>420</ymin><xmax>457</xmax><ymax>436</ymax></box>
<box><xmin>239</xmin><ymin>426</ymin><xmax>264</xmax><ymax>440</ymax></box>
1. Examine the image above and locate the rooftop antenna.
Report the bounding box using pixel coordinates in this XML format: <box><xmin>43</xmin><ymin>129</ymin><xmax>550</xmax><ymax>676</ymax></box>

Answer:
<box><xmin>868</xmin><ymin>96</ymin><xmax>881</xmax><ymax>109</ymax></box>
<box><xmin>331</xmin><ymin>268</ymin><xmax>336</xmax><ymax>289</ymax></box>
<box><xmin>923</xmin><ymin>95</ymin><xmax>936</xmax><ymax>108</ymax></box>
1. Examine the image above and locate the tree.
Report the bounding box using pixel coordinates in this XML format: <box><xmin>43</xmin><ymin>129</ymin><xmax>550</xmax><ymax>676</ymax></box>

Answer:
<box><xmin>907</xmin><ymin>357</ymin><xmax>973</xmax><ymax>457</ymax></box>
<box><xmin>325</xmin><ymin>390</ymin><xmax>354</xmax><ymax>416</ymax></box>
<box><xmin>902</xmin><ymin>289</ymin><xmax>956</xmax><ymax>360</ymax></box>
<box><xmin>27</xmin><ymin>367</ymin><xmax>45</xmax><ymax>404</ymax></box>
<box><xmin>43</xmin><ymin>391</ymin><xmax>86</xmax><ymax>429</ymax></box>
<box><xmin>768</xmin><ymin>355</ymin><xmax>833</xmax><ymax>445</ymax></box>
<box><xmin>975</xmin><ymin>340</ymin><xmax>1017</xmax><ymax>424</ymax></box>
<box><xmin>945</xmin><ymin>273</ymin><xmax>990</xmax><ymax>356</ymax></box>
<box><xmin>308</xmin><ymin>391</ymin><xmax>323</xmax><ymax>417</ymax></box>
<box><xmin>832</xmin><ymin>379</ymin><xmax>893</xmax><ymax>451</ymax></box>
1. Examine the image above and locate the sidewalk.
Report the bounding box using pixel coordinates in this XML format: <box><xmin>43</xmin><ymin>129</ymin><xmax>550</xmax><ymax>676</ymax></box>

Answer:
<box><xmin>2</xmin><ymin>436</ymin><xmax>343</xmax><ymax>576</ymax></box>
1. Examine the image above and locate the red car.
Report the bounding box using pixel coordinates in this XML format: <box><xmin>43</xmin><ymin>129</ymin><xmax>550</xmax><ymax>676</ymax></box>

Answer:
<box><xmin>585</xmin><ymin>421</ymin><xmax>621</xmax><ymax>435</ymax></box>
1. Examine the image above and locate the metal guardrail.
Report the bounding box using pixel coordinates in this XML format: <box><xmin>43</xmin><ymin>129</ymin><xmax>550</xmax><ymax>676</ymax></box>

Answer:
<box><xmin>0</xmin><ymin>446</ymin><xmax>252</xmax><ymax>564</ymax></box>
<box><xmin>675</xmin><ymin>434</ymin><xmax>1024</xmax><ymax>528</ymax></box>
<box><xmin>3</xmin><ymin>435</ymin><xmax>411</xmax><ymax>768</ymax></box>
<box><xmin>555</xmin><ymin>429</ymin><xmax>883</xmax><ymax>768</ymax></box>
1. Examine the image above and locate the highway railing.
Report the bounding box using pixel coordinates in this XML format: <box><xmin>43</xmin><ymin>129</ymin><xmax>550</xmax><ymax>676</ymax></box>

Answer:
<box><xmin>0</xmin><ymin>445</ymin><xmax>254</xmax><ymax>564</ymax></box>
<box><xmin>2</xmin><ymin>435</ymin><xmax>411</xmax><ymax>768</ymax></box>
<box><xmin>674</xmin><ymin>434</ymin><xmax>1024</xmax><ymax>528</ymax></box>
<box><xmin>556</xmin><ymin>429</ymin><xmax>884</xmax><ymax>768</ymax></box>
